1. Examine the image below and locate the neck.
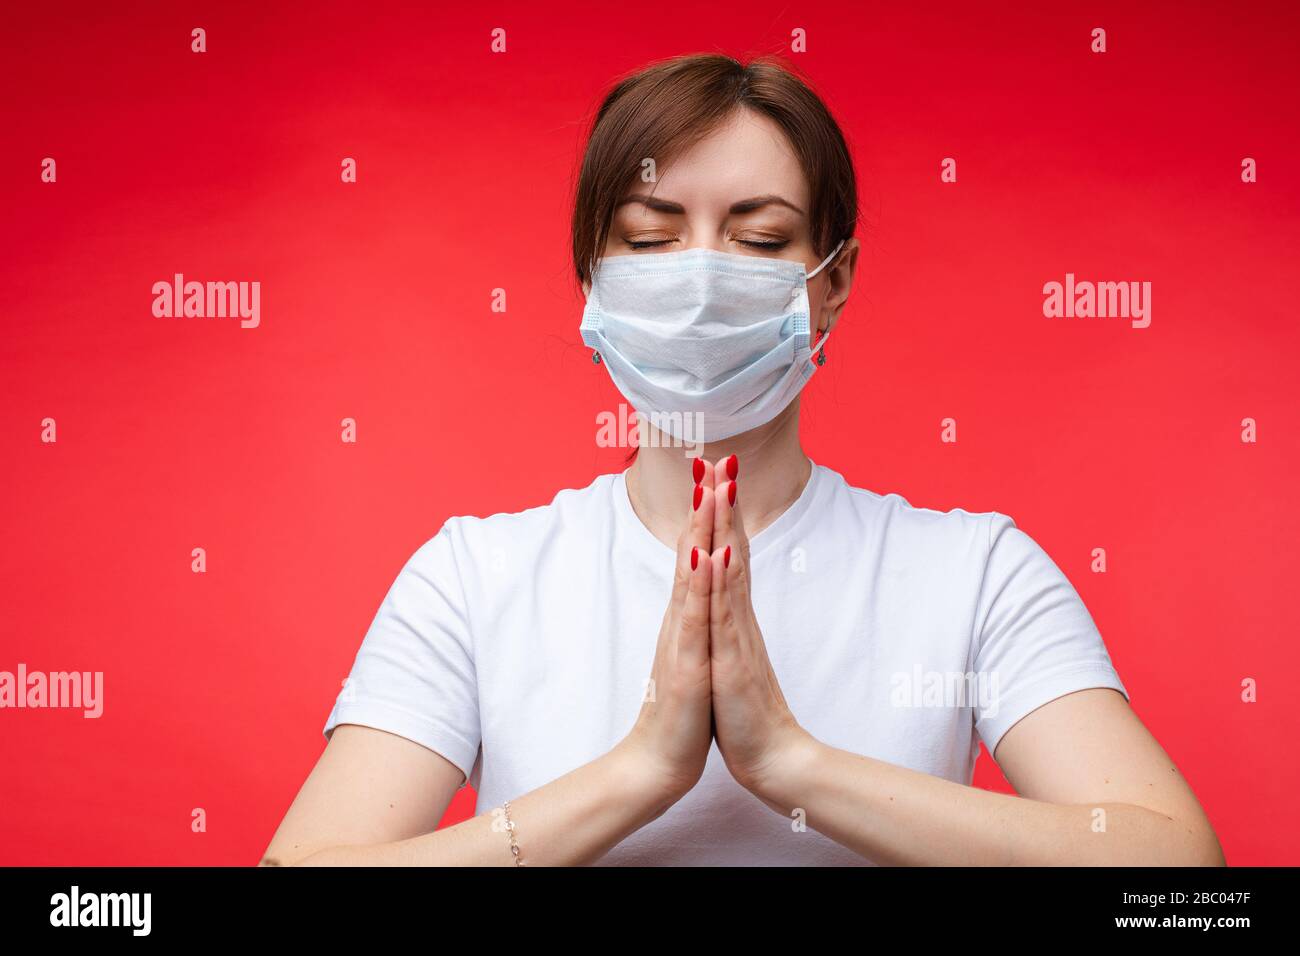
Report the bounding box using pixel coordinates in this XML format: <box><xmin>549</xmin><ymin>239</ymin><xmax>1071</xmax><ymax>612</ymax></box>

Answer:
<box><xmin>624</xmin><ymin>399</ymin><xmax>813</xmax><ymax>550</ymax></box>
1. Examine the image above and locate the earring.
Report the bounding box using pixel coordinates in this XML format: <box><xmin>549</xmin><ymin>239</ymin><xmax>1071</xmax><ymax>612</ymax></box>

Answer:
<box><xmin>816</xmin><ymin>348</ymin><xmax>827</xmax><ymax>367</ymax></box>
<box><xmin>592</xmin><ymin>350</ymin><xmax>602</xmax><ymax>365</ymax></box>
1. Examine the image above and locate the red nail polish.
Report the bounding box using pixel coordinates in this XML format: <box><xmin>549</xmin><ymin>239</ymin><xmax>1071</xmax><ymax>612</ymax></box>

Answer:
<box><xmin>693</xmin><ymin>484</ymin><xmax>703</xmax><ymax>511</ymax></box>
<box><xmin>724</xmin><ymin>545</ymin><xmax>731</xmax><ymax>568</ymax></box>
<box><xmin>726</xmin><ymin>454</ymin><xmax>739</xmax><ymax>480</ymax></box>
<box><xmin>691</xmin><ymin>546</ymin><xmax>699</xmax><ymax>570</ymax></box>
<box><xmin>728</xmin><ymin>481</ymin><xmax>737</xmax><ymax>506</ymax></box>
<box><xmin>693</xmin><ymin>457</ymin><xmax>705</xmax><ymax>484</ymax></box>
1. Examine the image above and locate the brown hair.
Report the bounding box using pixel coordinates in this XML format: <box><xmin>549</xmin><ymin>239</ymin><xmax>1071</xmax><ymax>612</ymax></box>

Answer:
<box><xmin>570</xmin><ymin>52</ymin><xmax>859</xmax><ymax>287</ymax></box>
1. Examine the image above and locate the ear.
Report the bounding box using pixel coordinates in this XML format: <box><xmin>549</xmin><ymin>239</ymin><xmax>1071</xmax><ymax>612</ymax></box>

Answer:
<box><xmin>814</xmin><ymin>237</ymin><xmax>859</xmax><ymax>336</ymax></box>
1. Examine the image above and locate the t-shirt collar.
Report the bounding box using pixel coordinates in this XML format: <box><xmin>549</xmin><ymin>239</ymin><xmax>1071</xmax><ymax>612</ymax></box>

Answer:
<box><xmin>614</xmin><ymin>459</ymin><xmax>826</xmax><ymax>563</ymax></box>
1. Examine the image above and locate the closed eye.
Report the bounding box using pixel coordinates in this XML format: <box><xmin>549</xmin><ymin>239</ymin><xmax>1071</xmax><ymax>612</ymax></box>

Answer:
<box><xmin>626</xmin><ymin>238</ymin><xmax>790</xmax><ymax>251</ymax></box>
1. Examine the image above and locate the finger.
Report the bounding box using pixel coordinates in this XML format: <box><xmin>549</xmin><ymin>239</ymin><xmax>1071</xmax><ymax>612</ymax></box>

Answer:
<box><xmin>709</xmin><ymin>542</ymin><xmax>739</xmax><ymax>664</ymax></box>
<box><xmin>711</xmin><ymin>455</ymin><xmax>753</xmax><ymax>607</ymax></box>
<box><xmin>728</xmin><ymin>476</ymin><xmax>753</xmax><ymax>608</ymax></box>
<box><xmin>723</xmin><ymin>454</ymin><xmax>750</xmax><ymax>545</ymax></box>
<box><xmin>671</xmin><ymin>460</ymin><xmax>715</xmax><ymax>610</ymax></box>
<box><xmin>711</xmin><ymin>454</ymin><xmax>748</xmax><ymax>538</ymax></box>
<box><xmin>673</xmin><ymin>463</ymin><xmax>715</xmax><ymax>666</ymax></box>
<box><xmin>712</xmin><ymin>456</ymin><xmax>735</xmax><ymax>543</ymax></box>
<box><xmin>678</xmin><ymin>540</ymin><xmax>713</xmax><ymax>667</ymax></box>
<box><xmin>692</xmin><ymin>454</ymin><xmax>715</xmax><ymax>494</ymax></box>
<box><xmin>687</xmin><ymin>461</ymin><xmax>715</xmax><ymax>552</ymax></box>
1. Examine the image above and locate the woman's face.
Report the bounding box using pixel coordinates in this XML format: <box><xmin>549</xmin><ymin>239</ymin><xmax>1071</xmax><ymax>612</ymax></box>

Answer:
<box><xmin>598</xmin><ymin>106</ymin><xmax>855</xmax><ymax>337</ymax></box>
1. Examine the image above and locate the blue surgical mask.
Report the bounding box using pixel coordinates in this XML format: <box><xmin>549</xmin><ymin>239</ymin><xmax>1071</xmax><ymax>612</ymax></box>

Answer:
<box><xmin>580</xmin><ymin>240</ymin><xmax>844</xmax><ymax>443</ymax></box>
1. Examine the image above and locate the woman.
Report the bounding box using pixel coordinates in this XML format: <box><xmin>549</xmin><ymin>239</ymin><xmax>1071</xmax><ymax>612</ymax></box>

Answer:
<box><xmin>262</xmin><ymin>53</ymin><xmax>1224</xmax><ymax>866</ymax></box>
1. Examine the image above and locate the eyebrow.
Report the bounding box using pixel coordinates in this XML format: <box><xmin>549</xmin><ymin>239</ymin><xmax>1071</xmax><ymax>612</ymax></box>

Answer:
<box><xmin>615</xmin><ymin>193</ymin><xmax>806</xmax><ymax>217</ymax></box>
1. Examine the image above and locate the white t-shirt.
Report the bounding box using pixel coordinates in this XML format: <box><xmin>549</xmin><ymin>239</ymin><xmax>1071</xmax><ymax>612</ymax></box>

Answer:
<box><xmin>323</xmin><ymin>461</ymin><xmax>1128</xmax><ymax>866</ymax></box>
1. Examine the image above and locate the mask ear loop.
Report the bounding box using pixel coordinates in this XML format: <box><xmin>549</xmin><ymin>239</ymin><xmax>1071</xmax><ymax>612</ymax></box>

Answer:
<box><xmin>812</xmin><ymin>328</ymin><xmax>831</xmax><ymax>366</ymax></box>
<box><xmin>581</xmin><ymin>272</ymin><xmax>603</xmax><ymax>365</ymax></box>
<box><xmin>806</xmin><ymin>238</ymin><xmax>845</xmax><ymax>281</ymax></box>
<box><xmin>807</xmin><ymin>239</ymin><xmax>844</xmax><ymax>365</ymax></box>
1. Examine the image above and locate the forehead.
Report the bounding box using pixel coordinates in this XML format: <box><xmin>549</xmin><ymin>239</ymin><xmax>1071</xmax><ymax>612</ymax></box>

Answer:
<box><xmin>631</xmin><ymin>108</ymin><xmax>809</xmax><ymax>212</ymax></box>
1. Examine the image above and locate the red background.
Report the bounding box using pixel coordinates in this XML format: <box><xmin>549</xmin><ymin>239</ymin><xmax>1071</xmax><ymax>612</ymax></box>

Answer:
<box><xmin>2</xmin><ymin>1</ymin><xmax>1297</xmax><ymax>865</ymax></box>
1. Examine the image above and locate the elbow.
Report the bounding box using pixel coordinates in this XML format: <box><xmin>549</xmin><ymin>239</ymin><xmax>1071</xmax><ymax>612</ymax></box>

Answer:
<box><xmin>257</xmin><ymin>844</ymin><xmax>335</xmax><ymax>867</ymax></box>
<box><xmin>1116</xmin><ymin>807</ymin><xmax>1226</xmax><ymax>866</ymax></box>
<box><xmin>1164</xmin><ymin>818</ymin><xmax>1225</xmax><ymax>867</ymax></box>
<box><xmin>1189</xmin><ymin>829</ymin><xmax>1227</xmax><ymax>867</ymax></box>
<box><xmin>1131</xmin><ymin>801</ymin><xmax>1226</xmax><ymax>866</ymax></box>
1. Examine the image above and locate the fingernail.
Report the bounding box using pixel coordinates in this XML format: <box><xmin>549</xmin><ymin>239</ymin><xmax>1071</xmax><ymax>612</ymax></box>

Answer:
<box><xmin>726</xmin><ymin>454</ymin><xmax>739</xmax><ymax>480</ymax></box>
<box><xmin>724</xmin><ymin>545</ymin><xmax>731</xmax><ymax>568</ymax></box>
<box><xmin>693</xmin><ymin>484</ymin><xmax>703</xmax><ymax>511</ymax></box>
<box><xmin>692</xmin><ymin>457</ymin><xmax>705</xmax><ymax>484</ymax></box>
<box><xmin>691</xmin><ymin>546</ymin><xmax>699</xmax><ymax>570</ymax></box>
<box><xmin>728</xmin><ymin>480</ymin><xmax>737</xmax><ymax>506</ymax></box>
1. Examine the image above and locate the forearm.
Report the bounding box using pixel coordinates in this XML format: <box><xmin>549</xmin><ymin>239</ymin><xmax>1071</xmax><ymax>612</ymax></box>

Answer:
<box><xmin>295</xmin><ymin>743</ymin><xmax>675</xmax><ymax>866</ymax></box>
<box><xmin>752</xmin><ymin>734</ymin><xmax>1224</xmax><ymax>866</ymax></box>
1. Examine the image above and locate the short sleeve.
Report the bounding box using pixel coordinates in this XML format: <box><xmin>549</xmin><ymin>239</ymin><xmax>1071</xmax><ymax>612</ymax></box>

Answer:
<box><xmin>322</xmin><ymin>522</ymin><xmax>481</xmax><ymax>785</ymax></box>
<box><xmin>972</xmin><ymin>513</ymin><xmax>1128</xmax><ymax>759</ymax></box>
